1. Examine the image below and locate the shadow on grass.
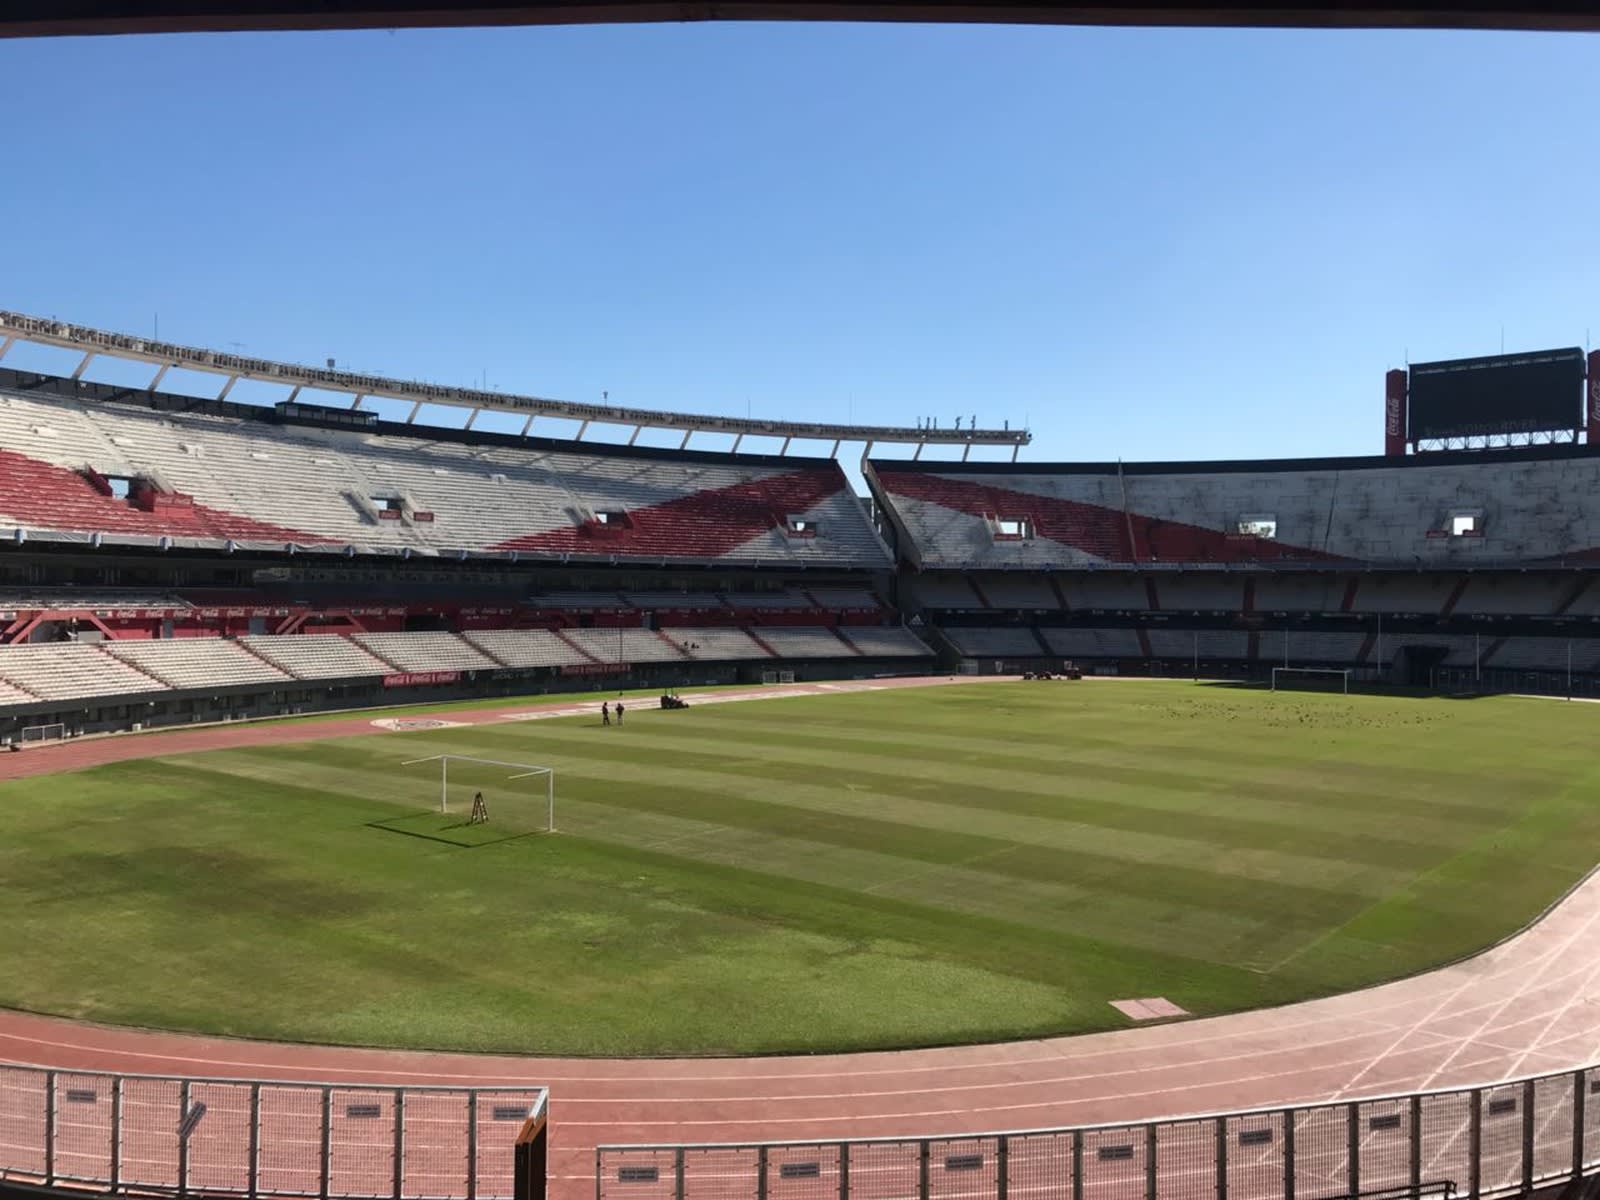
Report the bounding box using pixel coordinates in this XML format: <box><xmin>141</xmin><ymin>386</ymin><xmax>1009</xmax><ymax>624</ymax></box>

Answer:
<box><xmin>366</xmin><ymin>813</ymin><xmax>543</xmax><ymax>848</ymax></box>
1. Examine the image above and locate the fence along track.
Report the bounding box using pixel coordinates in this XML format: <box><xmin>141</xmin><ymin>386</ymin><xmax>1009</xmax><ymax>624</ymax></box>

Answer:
<box><xmin>597</xmin><ymin>1064</ymin><xmax>1600</xmax><ymax>1200</ymax></box>
<box><xmin>0</xmin><ymin>1063</ymin><xmax>548</xmax><ymax>1200</ymax></box>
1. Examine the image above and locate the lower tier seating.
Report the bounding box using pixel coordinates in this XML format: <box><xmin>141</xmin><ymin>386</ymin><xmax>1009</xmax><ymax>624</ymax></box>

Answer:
<box><xmin>241</xmin><ymin>635</ymin><xmax>397</xmax><ymax>679</ymax></box>
<box><xmin>105</xmin><ymin>639</ymin><xmax>292</xmax><ymax>689</ymax></box>
<box><xmin>0</xmin><ymin>643</ymin><xmax>168</xmax><ymax>700</ymax></box>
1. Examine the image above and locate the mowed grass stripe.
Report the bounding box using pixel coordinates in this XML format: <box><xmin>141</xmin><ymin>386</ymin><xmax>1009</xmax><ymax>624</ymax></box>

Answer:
<box><xmin>577</xmin><ymin>721</ymin><xmax>1478</xmax><ymax>862</ymax></box>
<box><xmin>168</xmin><ymin>746</ymin><xmax>1373</xmax><ymax>945</ymax></box>
<box><xmin>718</xmin><ymin>689</ymin><xmax>1581</xmax><ymax>797</ymax></box>
<box><xmin>406</xmin><ymin>728</ymin><xmax>1415</xmax><ymax>894</ymax></box>
<box><xmin>696</xmin><ymin>710</ymin><xmax>1522</xmax><ymax>823</ymax></box>
<box><xmin>1</xmin><ymin>682</ymin><xmax>1597</xmax><ymax>1054</ymax></box>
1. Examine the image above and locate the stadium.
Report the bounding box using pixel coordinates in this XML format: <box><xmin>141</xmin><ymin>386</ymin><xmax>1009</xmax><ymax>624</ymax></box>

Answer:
<box><xmin>4</xmin><ymin>300</ymin><xmax>1600</xmax><ymax>1200</ymax></box>
<box><xmin>5</xmin><ymin>8</ymin><xmax>1600</xmax><ymax>1200</ymax></box>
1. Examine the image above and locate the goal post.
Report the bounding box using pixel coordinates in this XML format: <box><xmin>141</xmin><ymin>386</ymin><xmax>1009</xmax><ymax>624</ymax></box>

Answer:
<box><xmin>19</xmin><ymin>723</ymin><xmax>66</xmax><ymax>744</ymax></box>
<box><xmin>1271</xmin><ymin>666</ymin><xmax>1351</xmax><ymax>694</ymax></box>
<box><xmin>400</xmin><ymin>754</ymin><xmax>555</xmax><ymax>833</ymax></box>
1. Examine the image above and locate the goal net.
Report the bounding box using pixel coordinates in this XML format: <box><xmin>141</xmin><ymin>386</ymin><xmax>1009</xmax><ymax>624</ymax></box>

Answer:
<box><xmin>760</xmin><ymin>670</ymin><xmax>796</xmax><ymax>685</ymax></box>
<box><xmin>1271</xmin><ymin>667</ymin><xmax>1351</xmax><ymax>694</ymax></box>
<box><xmin>19</xmin><ymin>723</ymin><xmax>66</xmax><ymax>745</ymax></box>
<box><xmin>385</xmin><ymin>755</ymin><xmax>555</xmax><ymax>844</ymax></box>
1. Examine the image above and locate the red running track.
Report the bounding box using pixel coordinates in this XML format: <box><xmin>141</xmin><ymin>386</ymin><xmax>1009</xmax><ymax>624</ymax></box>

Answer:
<box><xmin>2</xmin><ymin>677</ymin><xmax>1599</xmax><ymax>1200</ymax></box>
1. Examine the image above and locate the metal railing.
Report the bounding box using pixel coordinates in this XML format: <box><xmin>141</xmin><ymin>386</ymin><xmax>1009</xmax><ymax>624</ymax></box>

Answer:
<box><xmin>0</xmin><ymin>1062</ymin><xmax>547</xmax><ymax>1200</ymax></box>
<box><xmin>597</xmin><ymin>1063</ymin><xmax>1600</xmax><ymax>1200</ymax></box>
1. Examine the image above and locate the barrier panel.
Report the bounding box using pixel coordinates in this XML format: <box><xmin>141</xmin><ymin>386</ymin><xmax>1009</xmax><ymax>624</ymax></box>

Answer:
<box><xmin>598</xmin><ymin>1063</ymin><xmax>1600</xmax><ymax>1200</ymax></box>
<box><xmin>0</xmin><ymin>1064</ymin><xmax>547</xmax><ymax>1200</ymax></box>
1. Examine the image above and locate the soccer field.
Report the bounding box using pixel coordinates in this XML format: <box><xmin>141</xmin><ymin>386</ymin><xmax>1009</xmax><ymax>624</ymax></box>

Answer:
<box><xmin>2</xmin><ymin>680</ymin><xmax>1598</xmax><ymax>1056</ymax></box>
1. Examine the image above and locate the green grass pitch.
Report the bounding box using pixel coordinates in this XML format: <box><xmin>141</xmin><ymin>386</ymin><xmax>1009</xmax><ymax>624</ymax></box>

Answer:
<box><xmin>2</xmin><ymin>680</ymin><xmax>1598</xmax><ymax>1056</ymax></box>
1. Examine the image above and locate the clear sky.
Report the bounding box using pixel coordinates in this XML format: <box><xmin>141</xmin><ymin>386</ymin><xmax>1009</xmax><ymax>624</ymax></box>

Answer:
<box><xmin>1</xmin><ymin>22</ymin><xmax>1596</xmax><ymax>468</ymax></box>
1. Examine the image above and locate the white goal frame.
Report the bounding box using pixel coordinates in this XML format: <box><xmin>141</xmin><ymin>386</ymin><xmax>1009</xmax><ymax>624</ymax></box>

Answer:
<box><xmin>401</xmin><ymin>754</ymin><xmax>555</xmax><ymax>831</ymax></box>
<box><xmin>1271</xmin><ymin>667</ymin><xmax>1351</xmax><ymax>694</ymax></box>
<box><xmin>19</xmin><ymin>723</ymin><xmax>66</xmax><ymax>744</ymax></box>
<box><xmin>760</xmin><ymin>670</ymin><xmax>796</xmax><ymax>685</ymax></box>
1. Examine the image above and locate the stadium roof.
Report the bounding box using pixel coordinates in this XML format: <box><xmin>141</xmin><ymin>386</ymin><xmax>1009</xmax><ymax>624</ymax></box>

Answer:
<box><xmin>1</xmin><ymin>0</ymin><xmax>1596</xmax><ymax>34</ymax></box>
<box><xmin>0</xmin><ymin>310</ymin><xmax>1028</xmax><ymax>460</ymax></box>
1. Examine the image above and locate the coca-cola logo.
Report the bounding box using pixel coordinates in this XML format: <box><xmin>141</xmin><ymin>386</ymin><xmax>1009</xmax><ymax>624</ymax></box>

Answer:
<box><xmin>1385</xmin><ymin>395</ymin><xmax>1402</xmax><ymax>437</ymax></box>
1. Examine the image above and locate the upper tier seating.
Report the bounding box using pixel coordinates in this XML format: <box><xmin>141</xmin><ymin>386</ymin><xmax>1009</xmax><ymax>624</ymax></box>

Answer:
<box><xmin>726</xmin><ymin>590</ymin><xmax>818</xmax><ymax>609</ymax></box>
<box><xmin>0</xmin><ymin>389</ymin><xmax>890</xmax><ymax>567</ymax></box>
<box><xmin>975</xmin><ymin>574</ymin><xmax>1058</xmax><ymax>609</ymax></box>
<box><xmin>240</xmin><ymin>635</ymin><xmax>397</xmax><ymax>679</ymax></box>
<box><xmin>623</xmin><ymin>592</ymin><xmax>728</xmax><ymax>610</ymax></box>
<box><xmin>1156</xmin><ymin>576</ymin><xmax>1246</xmax><ymax>613</ymax></box>
<box><xmin>1061</xmin><ymin>575</ymin><xmax>1149</xmax><ymax>611</ymax></box>
<box><xmin>838</xmin><ymin>627</ymin><xmax>933</xmax><ymax>657</ymax></box>
<box><xmin>1451</xmin><ymin>575</ymin><xmax>1571</xmax><ymax>616</ymax></box>
<box><xmin>350</xmin><ymin>633</ymin><xmax>500</xmax><ymax>673</ymax></box>
<box><xmin>0</xmin><ymin>588</ymin><xmax>186</xmax><ymax>611</ymax></box>
<box><xmin>805</xmin><ymin>587</ymin><xmax>880</xmax><ymax>610</ymax></box>
<box><xmin>1349</xmin><ymin>575</ymin><xmax>1460</xmax><ymax>615</ymax></box>
<box><xmin>871</xmin><ymin>454</ymin><xmax>1600</xmax><ymax>568</ymax></box>
<box><xmin>0</xmin><ymin>643</ymin><xmax>167</xmax><ymax>700</ymax></box>
<box><xmin>528</xmin><ymin>592</ymin><xmax>629</xmax><ymax>609</ymax></box>
<box><xmin>1253</xmin><ymin>576</ymin><xmax>1347</xmax><ymax>613</ymax></box>
<box><xmin>913</xmin><ymin>575</ymin><xmax>983</xmax><ymax>609</ymax></box>
<box><xmin>105</xmin><ymin>640</ymin><xmax>292</xmax><ymax>689</ymax></box>
<box><xmin>944</xmin><ymin>628</ymin><xmax>1045</xmax><ymax>657</ymax></box>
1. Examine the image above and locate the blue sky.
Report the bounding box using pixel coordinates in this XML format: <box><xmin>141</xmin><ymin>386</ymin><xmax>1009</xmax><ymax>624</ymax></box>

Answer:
<box><xmin>1</xmin><ymin>23</ymin><xmax>1596</xmax><ymax>468</ymax></box>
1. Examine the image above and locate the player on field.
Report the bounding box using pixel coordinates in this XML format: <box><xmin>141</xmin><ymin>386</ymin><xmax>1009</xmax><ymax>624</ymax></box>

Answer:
<box><xmin>615</xmin><ymin>700</ymin><xmax>625</xmax><ymax>727</ymax></box>
<box><xmin>601</xmin><ymin>701</ymin><xmax>611</xmax><ymax>726</ymax></box>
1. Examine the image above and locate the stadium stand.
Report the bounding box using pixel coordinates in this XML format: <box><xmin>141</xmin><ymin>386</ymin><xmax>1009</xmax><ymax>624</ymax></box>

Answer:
<box><xmin>350</xmin><ymin>632</ymin><xmax>502</xmax><ymax>673</ymax></box>
<box><xmin>1450</xmin><ymin>573</ymin><xmax>1573</xmax><ymax>615</ymax></box>
<box><xmin>804</xmin><ymin>586</ymin><xmax>881</xmax><ymax>610</ymax></box>
<box><xmin>0</xmin><ymin>643</ymin><xmax>168</xmax><ymax>700</ymax></box>
<box><xmin>838</xmin><ymin>626</ymin><xmax>934</xmax><ymax>657</ymax></box>
<box><xmin>976</xmin><ymin>574</ymin><xmax>1060</xmax><ymax>609</ymax></box>
<box><xmin>460</xmin><ymin>630</ymin><xmax>597</xmax><ymax>668</ymax></box>
<box><xmin>1145</xmin><ymin>628</ymin><xmax>1249</xmax><ymax>659</ymax></box>
<box><xmin>748</xmin><ymin>627</ymin><xmax>859</xmax><ymax>658</ymax></box>
<box><xmin>942</xmin><ymin>627</ymin><xmax>1047</xmax><ymax>657</ymax></box>
<box><xmin>1155</xmin><ymin>575</ymin><xmax>1246</xmax><ymax>612</ymax></box>
<box><xmin>0</xmin><ymin>388</ymin><xmax>890</xmax><ymax>567</ymax></box>
<box><xmin>559</xmin><ymin>628</ymin><xmax>687</xmax><ymax>664</ymax></box>
<box><xmin>660</xmin><ymin>628</ymin><xmax>773</xmax><ymax>659</ymax></box>
<box><xmin>912</xmin><ymin>575</ymin><xmax>984</xmax><ymax>609</ymax></box>
<box><xmin>1039</xmin><ymin>627</ymin><xmax>1143</xmax><ymax>658</ymax></box>
<box><xmin>104</xmin><ymin>639</ymin><xmax>293</xmax><ymax>689</ymax></box>
<box><xmin>1489</xmin><ymin>637</ymin><xmax>1600</xmax><ymax>672</ymax></box>
<box><xmin>0</xmin><ymin>679</ymin><xmax>39</xmax><ymax>705</ymax></box>
<box><xmin>1060</xmin><ymin>575</ymin><xmax>1150</xmax><ymax>610</ymax></box>
<box><xmin>621</xmin><ymin>591</ymin><xmax>728</xmax><ymax>610</ymax></box>
<box><xmin>1251</xmin><ymin>575</ymin><xmax>1347</xmax><ymax>613</ymax></box>
<box><xmin>869</xmin><ymin>450</ymin><xmax>1600</xmax><ymax>567</ymax></box>
<box><xmin>241</xmin><ymin>634</ymin><xmax>398</xmax><ymax>679</ymax></box>
<box><xmin>1257</xmin><ymin>629</ymin><xmax>1369</xmax><ymax>665</ymax></box>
